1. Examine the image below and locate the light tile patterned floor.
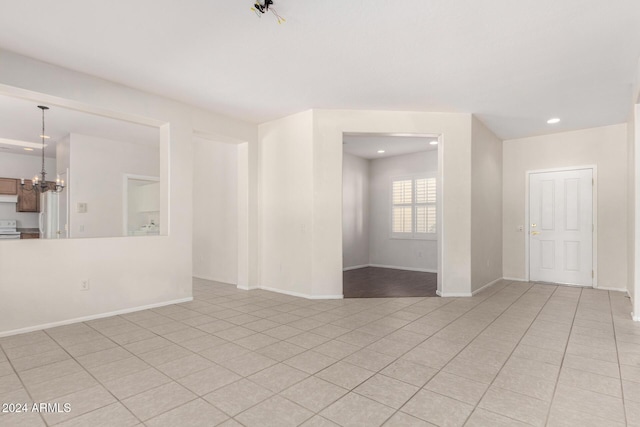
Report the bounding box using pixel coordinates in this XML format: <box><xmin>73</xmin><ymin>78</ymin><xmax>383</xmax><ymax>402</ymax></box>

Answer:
<box><xmin>1</xmin><ymin>278</ymin><xmax>639</xmax><ymax>426</ymax></box>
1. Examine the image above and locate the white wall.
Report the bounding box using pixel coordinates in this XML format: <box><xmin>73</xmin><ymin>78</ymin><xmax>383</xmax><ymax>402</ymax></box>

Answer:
<box><xmin>56</xmin><ymin>136</ymin><xmax>71</xmax><ymax>238</ymax></box>
<box><xmin>259</xmin><ymin>111</ymin><xmax>314</xmax><ymax>296</ymax></box>
<box><xmin>259</xmin><ymin>109</ymin><xmax>478</xmax><ymax>298</ymax></box>
<box><xmin>192</xmin><ymin>138</ymin><xmax>239</xmax><ymax>285</ymax></box>
<box><xmin>0</xmin><ymin>151</ymin><xmax>56</xmax><ymax>228</ymax></box>
<box><xmin>56</xmin><ymin>135</ymin><xmax>70</xmax><ymax>176</ymax></box>
<box><xmin>311</xmin><ymin>110</ymin><xmax>472</xmax><ymax>297</ymax></box>
<box><xmin>237</xmin><ymin>143</ymin><xmax>249</xmax><ymax>289</ymax></box>
<box><xmin>632</xmin><ymin>104</ymin><xmax>640</xmax><ymax>319</ymax></box>
<box><xmin>0</xmin><ymin>49</ymin><xmax>257</xmax><ymax>336</ymax></box>
<box><xmin>342</xmin><ymin>153</ymin><xmax>370</xmax><ymax>269</ymax></box>
<box><xmin>471</xmin><ymin>117</ymin><xmax>503</xmax><ymax>292</ymax></box>
<box><xmin>69</xmin><ymin>133</ymin><xmax>159</xmax><ymax>238</ymax></box>
<box><xmin>503</xmin><ymin>124</ymin><xmax>628</xmax><ymax>290</ymax></box>
<box><xmin>628</xmin><ymin>108</ymin><xmax>636</xmax><ymax>306</ymax></box>
<box><xmin>369</xmin><ymin>151</ymin><xmax>438</xmax><ymax>271</ymax></box>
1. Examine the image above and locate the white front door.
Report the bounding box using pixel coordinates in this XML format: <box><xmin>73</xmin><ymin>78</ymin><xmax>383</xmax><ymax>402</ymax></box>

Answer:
<box><xmin>529</xmin><ymin>168</ymin><xmax>593</xmax><ymax>286</ymax></box>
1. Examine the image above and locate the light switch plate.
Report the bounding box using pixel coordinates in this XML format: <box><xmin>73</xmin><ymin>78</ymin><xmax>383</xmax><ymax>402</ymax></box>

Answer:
<box><xmin>77</xmin><ymin>202</ymin><xmax>88</xmax><ymax>213</ymax></box>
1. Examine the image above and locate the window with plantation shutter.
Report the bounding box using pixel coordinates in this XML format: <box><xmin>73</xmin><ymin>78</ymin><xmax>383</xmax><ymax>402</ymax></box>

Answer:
<box><xmin>392</xmin><ymin>179</ymin><xmax>412</xmax><ymax>234</ymax></box>
<box><xmin>391</xmin><ymin>174</ymin><xmax>436</xmax><ymax>239</ymax></box>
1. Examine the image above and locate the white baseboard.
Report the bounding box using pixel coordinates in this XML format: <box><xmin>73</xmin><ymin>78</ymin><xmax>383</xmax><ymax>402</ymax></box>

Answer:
<box><xmin>596</xmin><ymin>286</ymin><xmax>628</xmax><ymax>292</ymax></box>
<box><xmin>237</xmin><ymin>285</ymin><xmax>260</xmax><ymax>291</ymax></box>
<box><xmin>193</xmin><ymin>274</ymin><xmax>236</xmax><ymax>285</ymax></box>
<box><xmin>435</xmin><ymin>277</ymin><xmax>502</xmax><ymax>298</ymax></box>
<box><xmin>343</xmin><ymin>264</ymin><xmax>370</xmax><ymax>272</ymax></box>
<box><xmin>259</xmin><ymin>286</ymin><xmax>343</xmax><ymax>300</ymax></box>
<box><xmin>503</xmin><ymin>277</ymin><xmax>528</xmax><ymax>282</ymax></box>
<box><xmin>472</xmin><ymin>277</ymin><xmax>503</xmax><ymax>295</ymax></box>
<box><xmin>629</xmin><ymin>290</ymin><xmax>638</xmax><ymax>322</ymax></box>
<box><xmin>0</xmin><ymin>297</ymin><xmax>194</xmax><ymax>338</ymax></box>
<box><xmin>368</xmin><ymin>264</ymin><xmax>437</xmax><ymax>273</ymax></box>
<box><xmin>309</xmin><ymin>294</ymin><xmax>344</xmax><ymax>300</ymax></box>
<box><xmin>436</xmin><ymin>289</ymin><xmax>473</xmax><ymax>297</ymax></box>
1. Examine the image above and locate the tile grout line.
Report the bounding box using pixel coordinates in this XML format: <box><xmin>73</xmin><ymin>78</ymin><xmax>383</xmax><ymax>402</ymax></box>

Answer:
<box><xmin>609</xmin><ymin>290</ymin><xmax>629</xmax><ymax>426</ymax></box>
<box><xmin>218</xmin><ymin>296</ymin><xmax>459</xmax><ymax>424</ymax></box>
<box><xmin>2</xmin><ymin>315</ymin><xmax>145</xmax><ymax>381</ymax></box>
<box><xmin>80</xmin><ymin>313</ymin><xmax>257</xmax><ymax>424</ymax></box>
<box><xmin>0</xmin><ymin>341</ymin><xmax>49</xmax><ymax>427</ymax></box>
<box><xmin>468</xmin><ymin>287</ymin><xmax>564</xmax><ymax>425</ymax></box>
<box><xmin>40</xmin><ymin>327</ymin><xmax>146</xmax><ymax>426</ymax></box>
<box><xmin>0</xmin><ymin>281</ymin><xmax>527</xmax><ymax>426</ymax></box>
<box><xmin>3</xmin><ymin>281</ymin><xmax>634</xmax><ymax>427</ymax></box>
<box><xmin>348</xmin><ymin>281</ymin><xmax>536</xmax><ymax>425</ymax></box>
<box><xmin>540</xmin><ymin>292</ymin><xmax>628</xmax><ymax>397</ymax></box>
<box><xmin>77</xmin><ymin>296</ymin><xmax>304</xmax><ymax>423</ymax></box>
<box><xmin>433</xmin><ymin>282</ymin><xmax>558</xmax><ymax>426</ymax></box>
<box><xmin>70</xmin><ymin>290</ymin><xmax>421</xmax><ymax>424</ymax></box>
<box><xmin>38</xmin><ymin>311</ymin><xmax>226</xmax><ymax>425</ymax></box>
<box><xmin>222</xmin><ymin>285</ymin><xmax>502</xmax><ymax>424</ymax></box>
<box><xmin>542</xmin><ymin>286</ymin><xmax>583</xmax><ymax>426</ymax></box>
<box><xmin>175</xmin><ymin>282</ymin><xmax>637</xmax><ymax>426</ymax></box>
<box><xmin>536</xmin><ymin>290</ymin><xmax>628</xmax><ymax>422</ymax></box>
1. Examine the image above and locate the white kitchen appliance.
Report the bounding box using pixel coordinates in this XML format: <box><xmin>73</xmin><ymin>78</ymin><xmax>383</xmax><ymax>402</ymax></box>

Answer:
<box><xmin>0</xmin><ymin>219</ymin><xmax>21</xmax><ymax>240</ymax></box>
<box><xmin>39</xmin><ymin>191</ymin><xmax>59</xmax><ymax>239</ymax></box>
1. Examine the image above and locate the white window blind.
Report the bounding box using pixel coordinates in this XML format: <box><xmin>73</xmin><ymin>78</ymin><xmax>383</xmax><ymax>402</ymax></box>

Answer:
<box><xmin>392</xmin><ymin>179</ymin><xmax>413</xmax><ymax>233</ymax></box>
<box><xmin>391</xmin><ymin>175</ymin><xmax>436</xmax><ymax>239</ymax></box>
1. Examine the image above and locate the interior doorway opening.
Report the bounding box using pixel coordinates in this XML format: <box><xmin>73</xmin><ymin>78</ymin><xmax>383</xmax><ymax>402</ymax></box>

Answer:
<box><xmin>191</xmin><ymin>134</ymin><xmax>249</xmax><ymax>289</ymax></box>
<box><xmin>342</xmin><ymin>133</ymin><xmax>440</xmax><ymax>297</ymax></box>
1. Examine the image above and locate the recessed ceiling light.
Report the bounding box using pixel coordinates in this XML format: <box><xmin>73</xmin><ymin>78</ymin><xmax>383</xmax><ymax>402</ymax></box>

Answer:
<box><xmin>430</xmin><ymin>140</ymin><xmax>438</xmax><ymax>145</ymax></box>
<box><xmin>24</xmin><ymin>148</ymin><xmax>34</xmax><ymax>151</ymax></box>
<box><xmin>377</xmin><ymin>150</ymin><xmax>385</xmax><ymax>153</ymax></box>
<box><xmin>39</xmin><ymin>135</ymin><xmax>50</xmax><ymax>139</ymax></box>
<box><xmin>547</xmin><ymin>118</ymin><xmax>561</xmax><ymax>124</ymax></box>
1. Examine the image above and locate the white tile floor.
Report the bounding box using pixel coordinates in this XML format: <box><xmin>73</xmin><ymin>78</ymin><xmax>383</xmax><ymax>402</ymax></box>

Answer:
<box><xmin>1</xmin><ymin>278</ymin><xmax>639</xmax><ymax>426</ymax></box>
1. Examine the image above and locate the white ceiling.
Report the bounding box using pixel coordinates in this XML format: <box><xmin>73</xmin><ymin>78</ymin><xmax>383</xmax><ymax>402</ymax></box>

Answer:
<box><xmin>0</xmin><ymin>95</ymin><xmax>159</xmax><ymax>157</ymax></box>
<box><xmin>343</xmin><ymin>134</ymin><xmax>437</xmax><ymax>159</ymax></box>
<box><xmin>0</xmin><ymin>1</ymin><xmax>638</xmax><ymax>139</ymax></box>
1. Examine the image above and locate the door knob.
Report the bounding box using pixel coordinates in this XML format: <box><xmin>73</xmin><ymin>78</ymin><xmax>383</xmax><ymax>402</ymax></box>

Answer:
<box><xmin>531</xmin><ymin>223</ymin><xmax>537</xmax><ymax>227</ymax></box>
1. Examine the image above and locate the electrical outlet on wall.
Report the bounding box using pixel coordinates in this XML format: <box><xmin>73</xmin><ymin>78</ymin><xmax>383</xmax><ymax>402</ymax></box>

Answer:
<box><xmin>80</xmin><ymin>279</ymin><xmax>90</xmax><ymax>291</ymax></box>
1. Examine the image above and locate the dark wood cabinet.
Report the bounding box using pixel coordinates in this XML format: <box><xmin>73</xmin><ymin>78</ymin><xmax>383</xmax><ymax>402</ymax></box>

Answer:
<box><xmin>0</xmin><ymin>178</ymin><xmax>17</xmax><ymax>195</ymax></box>
<box><xmin>16</xmin><ymin>181</ymin><xmax>56</xmax><ymax>212</ymax></box>
<box><xmin>17</xmin><ymin>180</ymin><xmax>38</xmax><ymax>212</ymax></box>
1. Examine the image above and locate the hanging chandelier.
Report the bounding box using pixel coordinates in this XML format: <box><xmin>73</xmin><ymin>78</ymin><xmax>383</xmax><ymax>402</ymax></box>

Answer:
<box><xmin>21</xmin><ymin>105</ymin><xmax>64</xmax><ymax>193</ymax></box>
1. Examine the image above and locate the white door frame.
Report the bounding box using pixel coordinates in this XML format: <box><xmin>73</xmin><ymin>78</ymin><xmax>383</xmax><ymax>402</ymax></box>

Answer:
<box><xmin>340</xmin><ymin>132</ymin><xmax>443</xmax><ymax>295</ymax></box>
<box><xmin>524</xmin><ymin>165</ymin><xmax>598</xmax><ymax>288</ymax></box>
<box><xmin>122</xmin><ymin>174</ymin><xmax>161</xmax><ymax>236</ymax></box>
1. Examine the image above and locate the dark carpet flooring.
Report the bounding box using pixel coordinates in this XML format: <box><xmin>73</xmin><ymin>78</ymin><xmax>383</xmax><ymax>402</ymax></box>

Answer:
<box><xmin>343</xmin><ymin>267</ymin><xmax>438</xmax><ymax>298</ymax></box>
